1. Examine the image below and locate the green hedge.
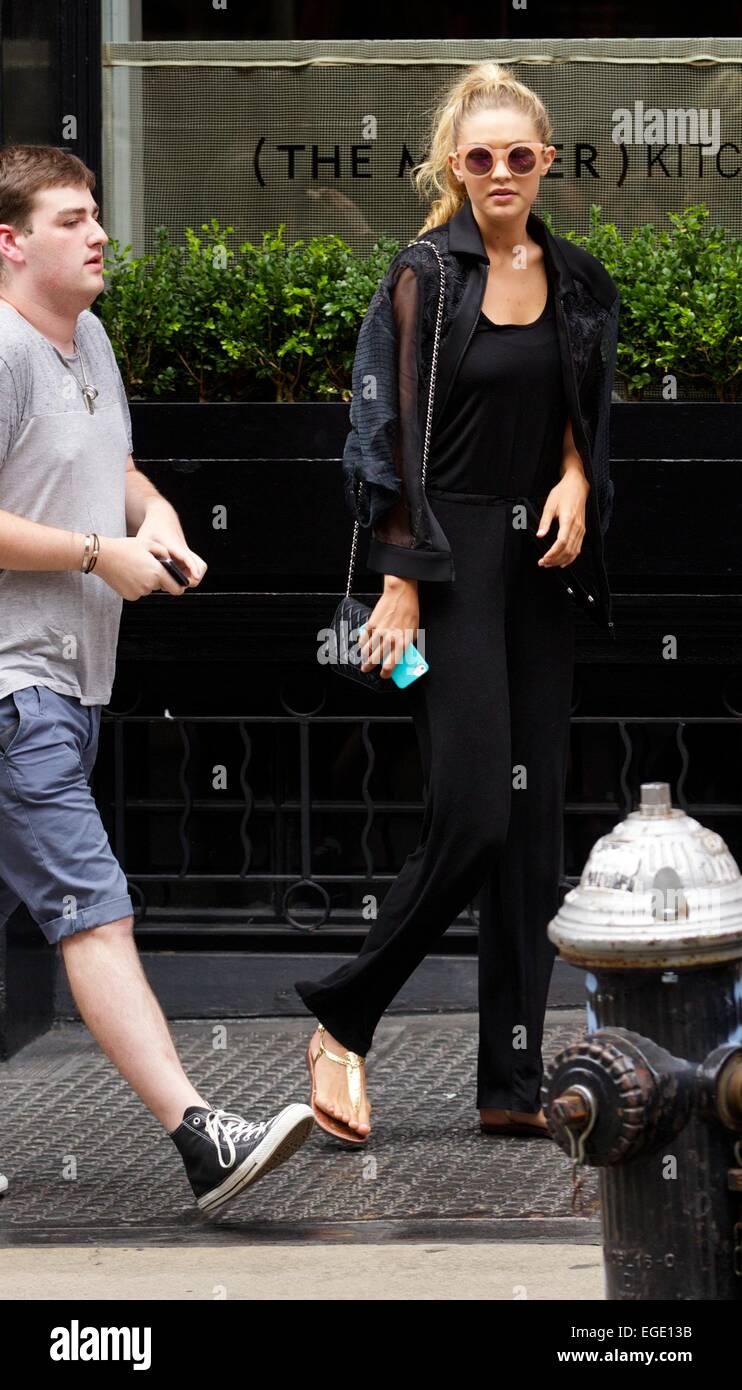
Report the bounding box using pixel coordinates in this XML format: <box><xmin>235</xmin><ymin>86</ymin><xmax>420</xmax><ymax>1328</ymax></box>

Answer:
<box><xmin>97</xmin><ymin>205</ymin><xmax>741</xmax><ymax>403</ymax></box>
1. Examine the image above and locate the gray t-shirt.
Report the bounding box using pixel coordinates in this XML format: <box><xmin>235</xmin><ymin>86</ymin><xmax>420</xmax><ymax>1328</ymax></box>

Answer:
<box><xmin>0</xmin><ymin>301</ymin><xmax>132</xmax><ymax>706</ymax></box>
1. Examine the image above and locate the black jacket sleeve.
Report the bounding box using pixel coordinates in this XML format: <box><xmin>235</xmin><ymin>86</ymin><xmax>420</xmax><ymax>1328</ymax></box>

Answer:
<box><xmin>341</xmin><ymin>255</ymin><xmax>454</xmax><ymax>582</ymax></box>
<box><xmin>365</xmin><ymin>265</ymin><xmax>417</xmax><ymax>556</ymax></box>
<box><xmin>582</xmin><ymin>288</ymin><xmax>620</xmax><ymax>539</ymax></box>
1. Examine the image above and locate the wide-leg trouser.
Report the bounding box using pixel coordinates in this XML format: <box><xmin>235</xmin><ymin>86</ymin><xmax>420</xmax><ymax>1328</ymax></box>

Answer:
<box><xmin>295</xmin><ymin>490</ymin><xmax>576</xmax><ymax>1111</ymax></box>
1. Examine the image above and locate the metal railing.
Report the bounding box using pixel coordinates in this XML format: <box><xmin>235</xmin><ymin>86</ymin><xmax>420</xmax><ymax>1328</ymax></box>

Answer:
<box><xmin>97</xmin><ymin>680</ymin><xmax>742</xmax><ymax>938</ymax></box>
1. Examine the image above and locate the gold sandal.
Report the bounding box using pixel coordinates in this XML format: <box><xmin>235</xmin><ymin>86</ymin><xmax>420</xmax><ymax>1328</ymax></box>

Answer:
<box><xmin>306</xmin><ymin>1024</ymin><xmax>370</xmax><ymax>1145</ymax></box>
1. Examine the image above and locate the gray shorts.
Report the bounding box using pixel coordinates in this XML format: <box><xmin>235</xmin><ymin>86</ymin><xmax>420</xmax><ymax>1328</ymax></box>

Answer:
<box><xmin>0</xmin><ymin>684</ymin><xmax>134</xmax><ymax>944</ymax></box>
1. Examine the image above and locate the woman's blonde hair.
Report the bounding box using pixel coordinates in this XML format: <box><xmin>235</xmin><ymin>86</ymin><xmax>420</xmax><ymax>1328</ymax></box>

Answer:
<box><xmin>412</xmin><ymin>62</ymin><xmax>553</xmax><ymax>235</ymax></box>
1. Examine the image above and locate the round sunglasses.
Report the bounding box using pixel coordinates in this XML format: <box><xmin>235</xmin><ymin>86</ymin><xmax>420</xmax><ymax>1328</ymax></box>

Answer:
<box><xmin>453</xmin><ymin>142</ymin><xmax>546</xmax><ymax>177</ymax></box>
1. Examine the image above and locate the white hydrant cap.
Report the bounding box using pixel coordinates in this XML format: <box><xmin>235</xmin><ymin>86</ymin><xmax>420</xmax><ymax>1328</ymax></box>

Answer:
<box><xmin>548</xmin><ymin>782</ymin><xmax>742</xmax><ymax>968</ymax></box>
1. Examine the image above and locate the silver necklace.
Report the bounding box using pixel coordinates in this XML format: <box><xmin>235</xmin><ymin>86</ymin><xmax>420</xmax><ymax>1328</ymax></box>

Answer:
<box><xmin>52</xmin><ymin>338</ymin><xmax>99</xmax><ymax>415</ymax></box>
<box><xmin>0</xmin><ymin>297</ymin><xmax>99</xmax><ymax>414</ymax></box>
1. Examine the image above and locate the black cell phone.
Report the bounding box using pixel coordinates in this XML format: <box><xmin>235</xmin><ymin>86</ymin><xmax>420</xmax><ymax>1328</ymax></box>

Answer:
<box><xmin>519</xmin><ymin>496</ymin><xmax>599</xmax><ymax>619</ymax></box>
<box><xmin>158</xmin><ymin>555</ymin><xmax>190</xmax><ymax>587</ymax></box>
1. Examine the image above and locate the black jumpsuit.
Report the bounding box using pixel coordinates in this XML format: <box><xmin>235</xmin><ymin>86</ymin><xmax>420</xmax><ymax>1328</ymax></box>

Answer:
<box><xmin>295</xmin><ymin>276</ymin><xmax>576</xmax><ymax>1113</ymax></box>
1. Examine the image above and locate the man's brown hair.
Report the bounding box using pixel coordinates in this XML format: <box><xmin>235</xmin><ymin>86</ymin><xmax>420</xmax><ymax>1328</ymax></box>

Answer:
<box><xmin>0</xmin><ymin>144</ymin><xmax>97</xmax><ymax>281</ymax></box>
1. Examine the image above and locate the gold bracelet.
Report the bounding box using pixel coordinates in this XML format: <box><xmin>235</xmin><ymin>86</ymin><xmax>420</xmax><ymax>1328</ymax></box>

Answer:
<box><xmin>86</xmin><ymin>533</ymin><xmax>100</xmax><ymax>573</ymax></box>
<box><xmin>81</xmin><ymin>532</ymin><xmax>100</xmax><ymax>573</ymax></box>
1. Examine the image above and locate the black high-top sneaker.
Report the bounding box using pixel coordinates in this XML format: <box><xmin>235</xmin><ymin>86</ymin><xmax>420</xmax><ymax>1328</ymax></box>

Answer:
<box><xmin>170</xmin><ymin>1103</ymin><xmax>315</xmax><ymax>1215</ymax></box>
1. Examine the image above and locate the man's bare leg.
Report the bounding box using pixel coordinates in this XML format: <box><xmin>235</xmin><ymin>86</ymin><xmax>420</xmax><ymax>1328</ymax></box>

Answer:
<box><xmin>60</xmin><ymin>915</ymin><xmax>210</xmax><ymax>1132</ymax></box>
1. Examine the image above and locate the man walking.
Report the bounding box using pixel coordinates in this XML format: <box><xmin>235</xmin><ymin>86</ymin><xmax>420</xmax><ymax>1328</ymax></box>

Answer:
<box><xmin>0</xmin><ymin>144</ymin><xmax>314</xmax><ymax>1216</ymax></box>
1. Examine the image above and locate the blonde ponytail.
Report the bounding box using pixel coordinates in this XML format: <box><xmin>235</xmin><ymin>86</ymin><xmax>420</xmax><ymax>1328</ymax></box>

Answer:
<box><xmin>410</xmin><ymin>61</ymin><xmax>553</xmax><ymax>235</ymax></box>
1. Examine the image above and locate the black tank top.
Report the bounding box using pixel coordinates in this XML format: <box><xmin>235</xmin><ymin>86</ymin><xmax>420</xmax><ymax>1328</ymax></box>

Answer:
<box><xmin>426</xmin><ymin>278</ymin><xmax>568</xmax><ymax>496</ymax></box>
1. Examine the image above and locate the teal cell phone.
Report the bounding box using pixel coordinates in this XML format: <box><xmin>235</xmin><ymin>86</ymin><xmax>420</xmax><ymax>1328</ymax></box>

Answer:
<box><xmin>358</xmin><ymin>623</ymin><xmax>429</xmax><ymax>688</ymax></box>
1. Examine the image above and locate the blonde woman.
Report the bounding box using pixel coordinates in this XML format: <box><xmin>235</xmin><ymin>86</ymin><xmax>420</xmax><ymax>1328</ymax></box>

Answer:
<box><xmin>296</xmin><ymin>63</ymin><xmax>620</xmax><ymax>1144</ymax></box>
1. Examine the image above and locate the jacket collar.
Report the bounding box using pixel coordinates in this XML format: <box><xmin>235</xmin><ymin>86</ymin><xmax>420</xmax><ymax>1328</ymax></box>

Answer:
<box><xmin>446</xmin><ymin>194</ymin><xmax>577</xmax><ymax>298</ymax></box>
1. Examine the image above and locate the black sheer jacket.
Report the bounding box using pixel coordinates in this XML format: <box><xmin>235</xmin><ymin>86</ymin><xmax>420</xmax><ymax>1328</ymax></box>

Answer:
<box><xmin>341</xmin><ymin>196</ymin><xmax>621</xmax><ymax>634</ymax></box>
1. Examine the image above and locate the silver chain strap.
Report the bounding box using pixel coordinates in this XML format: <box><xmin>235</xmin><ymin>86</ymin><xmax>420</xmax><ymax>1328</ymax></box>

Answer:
<box><xmin>345</xmin><ymin>239</ymin><xmax>447</xmax><ymax>597</ymax></box>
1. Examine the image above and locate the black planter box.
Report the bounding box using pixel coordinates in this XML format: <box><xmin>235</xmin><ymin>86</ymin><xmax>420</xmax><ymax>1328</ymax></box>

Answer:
<box><xmin>115</xmin><ymin>400</ymin><xmax>742</xmax><ymax>669</ymax></box>
<box><xmin>128</xmin><ymin>400</ymin><xmax>742</xmax><ymax>589</ymax></box>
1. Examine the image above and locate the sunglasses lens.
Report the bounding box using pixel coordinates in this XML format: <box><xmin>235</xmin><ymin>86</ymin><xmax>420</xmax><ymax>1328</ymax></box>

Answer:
<box><xmin>464</xmin><ymin>147</ymin><xmax>493</xmax><ymax>176</ymax></box>
<box><xmin>508</xmin><ymin>145</ymin><xmax>537</xmax><ymax>175</ymax></box>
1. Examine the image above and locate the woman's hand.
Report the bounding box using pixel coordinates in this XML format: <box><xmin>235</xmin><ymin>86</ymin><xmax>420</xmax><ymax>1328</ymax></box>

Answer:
<box><xmin>360</xmin><ymin>576</ymin><xmax>420</xmax><ymax>680</ymax></box>
<box><xmin>536</xmin><ymin>467</ymin><xmax>590</xmax><ymax>568</ymax></box>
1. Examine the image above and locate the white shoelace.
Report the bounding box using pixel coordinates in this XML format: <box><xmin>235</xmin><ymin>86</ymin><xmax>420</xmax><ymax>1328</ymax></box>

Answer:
<box><xmin>204</xmin><ymin>1108</ymin><xmax>272</xmax><ymax>1168</ymax></box>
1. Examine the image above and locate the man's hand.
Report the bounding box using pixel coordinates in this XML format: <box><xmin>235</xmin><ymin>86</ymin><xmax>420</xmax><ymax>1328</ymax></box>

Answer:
<box><xmin>134</xmin><ymin>498</ymin><xmax>207</xmax><ymax>588</ymax></box>
<box><xmin>95</xmin><ymin>536</ymin><xmax>195</xmax><ymax>600</ymax></box>
<box><xmin>535</xmin><ymin>468</ymin><xmax>590</xmax><ymax>568</ymax></box>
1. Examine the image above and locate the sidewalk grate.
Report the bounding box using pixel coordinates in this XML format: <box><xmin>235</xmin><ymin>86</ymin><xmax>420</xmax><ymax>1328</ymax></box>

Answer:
<box><xmin>0</xmin><ymin>1012</ymin><xmax>600</xmax><ymax>1244</ymax></box>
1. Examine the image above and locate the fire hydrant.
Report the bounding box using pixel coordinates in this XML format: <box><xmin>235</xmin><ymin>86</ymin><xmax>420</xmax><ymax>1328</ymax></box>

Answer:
<box><xmin>543</xmin><ymin>781</ymin><xmax>742</xmax><ymax>1300</ymax></box>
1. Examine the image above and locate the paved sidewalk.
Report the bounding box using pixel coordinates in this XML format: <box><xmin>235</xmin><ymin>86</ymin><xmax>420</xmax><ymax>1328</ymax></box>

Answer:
<box><xmin>0</xmin><ymin>1242</ymin><xmax>604</xmax><ymax>1299</ymax></box>
<box><xmin>0</xmin><ymin>1010</ymin><xmax>604</xmax><ymax>1298</ymax></box>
